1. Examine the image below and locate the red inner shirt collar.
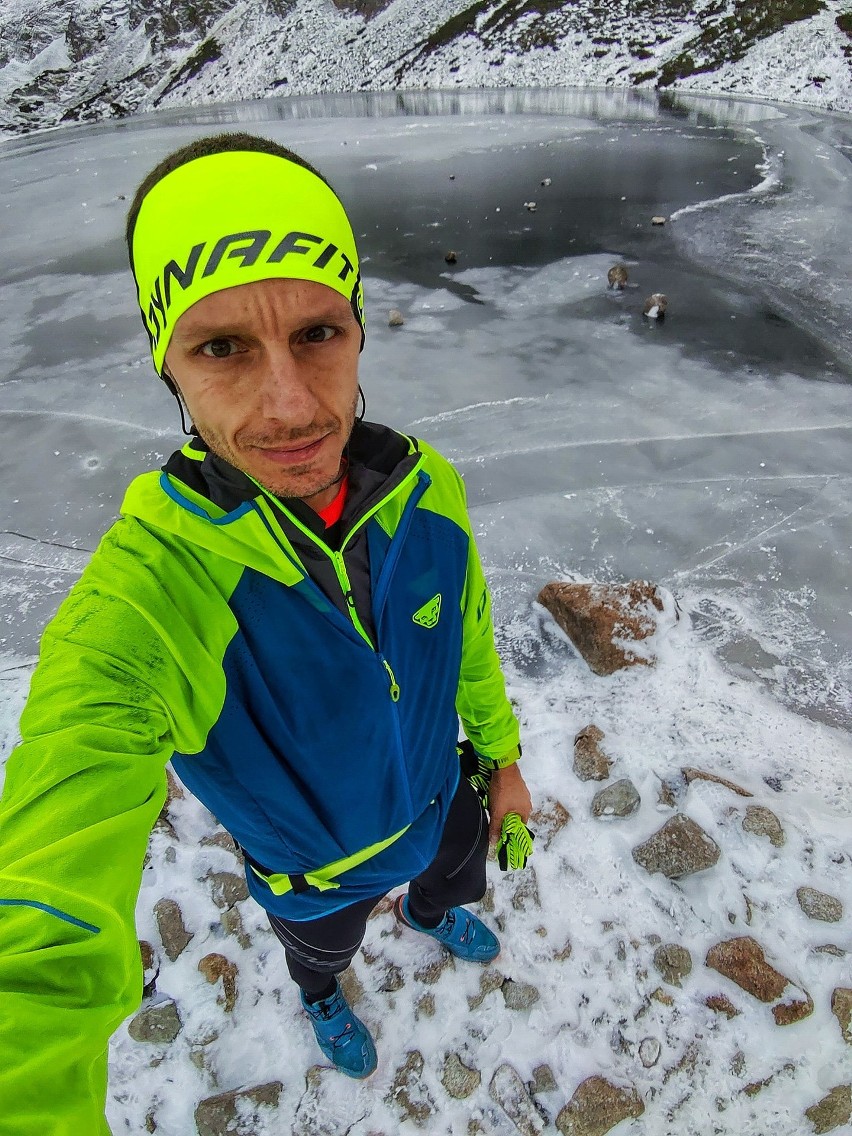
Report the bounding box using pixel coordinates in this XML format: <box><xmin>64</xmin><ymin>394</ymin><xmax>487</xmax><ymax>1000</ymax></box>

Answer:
<box><xmin>317</xmin><ymin>470</ymin><xmax>349</xmax><ymax>528</ymax></box>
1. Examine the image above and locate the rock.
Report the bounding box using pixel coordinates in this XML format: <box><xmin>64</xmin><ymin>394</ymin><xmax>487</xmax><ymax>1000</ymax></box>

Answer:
<box><xmin>607</xmin><ymin>264</ymin><xmax>628</xmax><ymax>289</ymax></box>
<box><xmin>441</xmin><ymin>1053</ymin><xmax>481</xmax><ymax>1099</ymax></box>
<box><xmin>293</xmin><ymin>1066</ymin><xmax>369</xmax><ymax>1136</ymax></box>
<box><xmin>194</xmin><ymin>1083</ymin><xmax>282</xmax><ymax>1136</ymax></box>
<box><xmin>139</xmin><ymin>940</ymin><xmax>159</xmax><ymax>998</ymax></box>
<box><xmin>797</xmin><ymin>886</ymin><xmax>843</xmax><ymax>923</ymax></box>
<box><xmin>662</xmin><ymin>1041</ymin><xmax>699</xmax><ymax>1084</ymax></box>
<box><xmin>128</xmin><ymin>999</ymin><xmax>182</xmax><ymax>1044</ymax></box>
<box><xmin>378</xmin><ymin>962</ymin><xmax>405</xmax><ymax>992</ymax></box>
<box><xmin>510</xmin><ymin>866</ymin><xmax>540</xmax><ymax>911</ymax></box>
<box><xmin>638</xmin><ymin>1038</ymin><xmax>660</xmax><ymax>1068</ymax></box>
<box><xmin>683</xmin><ymin>767</ymin><xmax>752</xmax><ymax>797</ymax></box>
<box><xmin>388</xmin><ymin>1051</ymin><xmax>435</xmax><ymax>1126</ymax></box>
<box><xmin>155</xmin><ymin>772</ymin><xmax>182</xmax><ymax>836</ymax></box>
<box><xmin>338</xmin><ymin>968</ymin><xmax>365</xmax><ymax>1008</ymax></box>
<box><xmin>529</xmin><ymin>799</ymin><xmax>572</xmax><ymax>848</ymax></box>
<box><xmin>444</xmin><ymin>250</ymin><xmax>458</xmax><ymax>264</ymax></box>
<box><xmin>705</xmin><ymin>994</ymin><xmax>740</xmax><ymax>1018</ymax></box>
<box><xmin>153</xmin><ymin>898</ymin><xmax>193</xmax><ymax>962</ymax></box>
<box><xmin>553</xmin><ymin>938</ymin><xmax>573</xmax><ymax>962</ymax></box>
<box><xmin>632</xmin><ymin>815</ymin><xmax>721</xmax><ymax>878</ymax></box>
<box><xmin>189</xmin><ymin>1045</ymin><xmax>218</xmax><ymax>1083</ymax></box>
<box><xmin>650</xmin><ymin>987</ymin><xmax>674</xmax><ymax>1006</ymax></box>
<box><xmin>774</xmin><ymin>992</ymin><xmax>815</xmax><ymax>1027</ymax></box>
<box><xmin>741</xmin><ymin>1063</ymin><xmax>795</xmax><ymax>1098</ymax></box>
<box><xmin>742</xmin><ymin>805</ymin><xmax>785</xmax><ymax>846</ymax></box>
<box><xmin>573</xmin><ymin>725</ymin><xmax>612</xmax><ymax>781</ymax></box>
<box><xmin>592</xmin><ymin>779</ymin><xmax>640</xmax><ymax>819</ymax></box>
<box><xmin>368</xmin><ymin>894</ymin><xmax>396</xmax><ymax>919</ymax></box>
<box><xmin>165</xmin><ymin>767</ymin><xmax>184</xmax><ymax>805</ymax></box>
<box><xmin>468</xmin><ymin>967</ymin><xmax>505</xmax><ymax>1009</ymax></box>
<box><xmin>831</xmin><ymin>988</ymin><xmax>852</xmax><ymax>1043</ymax></box>
<box><xmin>642</xmin><ymin>293</ymin><xmax>668</xmax><ymax>319</ymax></box>
<box><xmin>200</xmin><ymin>830</ymin><xmax>241</xmax><ymax>857</ymax></box>
<box><xmin>415</xmin><ymin>955</ymin><xmax>455</xmax><ymax>984</ymax></box>
<box><xmin>730</xmin><ymin>1050</ymin><xmax>746</xmax><ymax>1077</ymax></box>
<box><xmin>805</xmin><ymin>1085</ymin><xmax>851</xmax><ymax>1134</ymax></box>
<box><xmin>706</xmin><ymin>937</ymin><xmax>787</xmax><ymax>1000</ymax></box>
<box><xmin>555</xmin><ymin>1076</ymin><xmax>644</xmax><ymax>1135</ymax></box>
<box><xmin>206</xmin><ymin>871</ymin><xmax>249</xmax><ymax>910</ymax></box>
<box><xmin>198</xmin><ymin>953</ymin><xmax>238</xmax><ymax>1013</ymax></box>
<box><xmin>651</xmin><ymin>215</ymin><xmax>667</xmax><ymax>225</ymax></box>
<box><xmin>531</xmin><ymin>1064</ymin><xmax>558</xmax><ymax>1094</ymax></box>
<box><xmin>705</xmin><ymin>937</ymin><xmax>813</xmax><ymax>1025</ymax></box>
<box><xmin>656</xmin><ymin>776</ymin><xmax>682</xmax><ymax>809</ymax></box>
<box><xmin>538</xmin><ymin>580</ymin><xmax>677</xmax><ymax>677</ymax></box>
<box><xmin>388</xmin><ymin>308</ymin><xmax>405</xmax><ymax>327</ymax></box>
<box><xmin>489</xmin><ymin>1063</ymin><xmax>544</xmax><ymax>1136</ymax></box>
<box><xmin>653</xmin><ymin>944</ymin><xmax>692</xmax><ymax>987</ymax></box>
<box><xmin>219</xmin><ymin>906</ymin><xmax>252</xmax><ymax>949</ymax></box>
<box><xmin>415</xmin><ymin>993</ymin><xmax>435</xmax><ymax>1019</ymax></box>
<box><xmin>502</xmin><ymin>978</ymin><xmax>540</xmax><ymax>1011</ymax></box>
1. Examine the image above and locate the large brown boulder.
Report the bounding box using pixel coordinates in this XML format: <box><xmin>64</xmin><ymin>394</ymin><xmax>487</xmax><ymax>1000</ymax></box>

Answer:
<box><xmin>537</xmin><ymin>581</ymin><xmax>678</xmax><ymax>676</ymax></box>
<box><xmin>705</xmin><ymin>937</ymin><xmax>813</xmax><ymax>1025</ymax></box>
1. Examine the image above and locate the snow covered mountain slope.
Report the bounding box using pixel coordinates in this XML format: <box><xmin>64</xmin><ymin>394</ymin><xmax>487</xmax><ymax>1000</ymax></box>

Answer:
<box><xmin>1</xmin><ymin>0</ymin><xmax>851</xmax><ymax>137</ymax></box>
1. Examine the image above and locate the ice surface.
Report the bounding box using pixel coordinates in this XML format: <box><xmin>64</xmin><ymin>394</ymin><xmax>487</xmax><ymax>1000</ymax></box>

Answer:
<box><xmin>1</xmin><ymin>91</ymin><xmax>850</xmax><ymax>1134</ymax></box>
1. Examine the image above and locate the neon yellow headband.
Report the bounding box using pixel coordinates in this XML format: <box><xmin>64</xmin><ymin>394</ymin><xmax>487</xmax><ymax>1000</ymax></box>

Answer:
<box><xmin>130</xmin><ymin>150</ymin><xmax>364</xmax><ymax>375</ymax></box>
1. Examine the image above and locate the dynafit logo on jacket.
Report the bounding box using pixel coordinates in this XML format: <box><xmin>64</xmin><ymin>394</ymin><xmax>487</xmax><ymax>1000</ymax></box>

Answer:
<box><xmin>413</xmin><ymin>594</ymin><xmax>442</xmax><ymax>629</ymax></box>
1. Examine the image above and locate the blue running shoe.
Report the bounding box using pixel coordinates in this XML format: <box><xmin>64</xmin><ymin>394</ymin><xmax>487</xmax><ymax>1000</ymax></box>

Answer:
<box><xmin>393</xmin><ymin>894</ymin><xmax>500</xmax><ymax>963</ymax></box>
<box><xmin>300</xmin><ymin>979</ymin><xmax>377</xmax><ymax>1079</ymax></box>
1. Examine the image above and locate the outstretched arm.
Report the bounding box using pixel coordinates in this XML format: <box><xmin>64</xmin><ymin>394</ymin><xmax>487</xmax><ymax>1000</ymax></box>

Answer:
<box><xmin>0</xmin><ymin>601</ymin><xmax>171</xmax><ymax>1136</ymax></box>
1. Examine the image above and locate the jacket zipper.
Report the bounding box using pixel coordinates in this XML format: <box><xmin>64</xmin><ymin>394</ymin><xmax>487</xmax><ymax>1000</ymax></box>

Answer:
<box><xmin>372</xmin><ymin>472</ymin><xmax>431</xmax><ymax>624</ymax></box>
<box><xmin>253</xmin><ymin>455</ymin><xmax>427</xmax><ymax>693</ymax></box>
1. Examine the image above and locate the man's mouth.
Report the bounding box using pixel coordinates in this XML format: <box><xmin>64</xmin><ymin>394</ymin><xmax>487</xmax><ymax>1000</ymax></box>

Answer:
<box><xmin>255</xmin><ymin>434</ymin><xmax>329</xmax><ymax>466</ymax></box>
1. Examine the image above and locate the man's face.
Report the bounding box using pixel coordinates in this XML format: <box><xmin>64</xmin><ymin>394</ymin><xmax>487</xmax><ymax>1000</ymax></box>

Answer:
<box><xmin>164</xmin><ymin>277</ymin><xmax>361</xmax><ymax>510</ymax></box>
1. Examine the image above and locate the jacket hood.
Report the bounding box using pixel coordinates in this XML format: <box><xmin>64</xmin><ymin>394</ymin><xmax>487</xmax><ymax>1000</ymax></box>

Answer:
<box><xmin>119</xmin><ymin>420</ymin><xmax>420</xmax><ymax>586</ymax></box>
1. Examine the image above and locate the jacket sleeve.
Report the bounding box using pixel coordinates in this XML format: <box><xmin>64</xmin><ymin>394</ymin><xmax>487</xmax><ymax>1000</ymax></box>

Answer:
<box><xmin>0</xmin><ymin>585</ymin><xmax>172</xmax><ymax>1136</ymax></box>
<box><xmin>449</xmin><ymin>468</ymin><xmax>521</xmax><ymax>768</ymax></box>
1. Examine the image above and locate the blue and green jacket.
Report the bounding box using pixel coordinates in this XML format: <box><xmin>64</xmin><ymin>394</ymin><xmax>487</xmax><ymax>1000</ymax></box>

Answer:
<box><xmin>0</xmin><ymin>420</ymin><xmax>519</xmax><ymax>1134</ymax></box>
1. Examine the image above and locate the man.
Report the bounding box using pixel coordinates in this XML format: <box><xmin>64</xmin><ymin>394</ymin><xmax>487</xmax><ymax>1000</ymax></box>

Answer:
<box><xmin>0</xmin><ymin>132</ymin><xmax>531</xmax><ymax>1128</ymax></box>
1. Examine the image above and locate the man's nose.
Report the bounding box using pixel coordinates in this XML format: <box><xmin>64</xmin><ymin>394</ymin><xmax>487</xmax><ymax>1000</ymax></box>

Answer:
<box><xmin>258</xmin><ymin>346</ymin><xmax>320</xmax><ymax>424</ymax></box>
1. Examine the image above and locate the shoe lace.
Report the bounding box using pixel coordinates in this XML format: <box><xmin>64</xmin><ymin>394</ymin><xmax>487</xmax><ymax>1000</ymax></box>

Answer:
<box><xmin>312</xmin><ymin>993</ymin><xmax>357</xmax><ymax>1049</ymax></box>
<box><xmin>437</xmin><ymin>908</ymin><xmax>475</xmax><ymax>945</ymax></box>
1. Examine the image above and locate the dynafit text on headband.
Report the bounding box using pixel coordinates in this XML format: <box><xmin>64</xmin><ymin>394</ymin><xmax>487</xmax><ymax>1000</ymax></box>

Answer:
<box><xmin>129</xmin><ymin>150</ymin><xmax>365</xmax><ymax>375</ymax></box>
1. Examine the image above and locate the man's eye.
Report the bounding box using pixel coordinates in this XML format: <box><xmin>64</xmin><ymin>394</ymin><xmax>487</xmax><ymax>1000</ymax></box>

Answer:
<box><xmin>302</xmin><ymin>325</ymin><xmax>336</xmax><ymax>344</ymax></box>
<box><xmin>200</xmin><ymin>338</ymin><xmax>237</xmax><ymax>358</ymax></box>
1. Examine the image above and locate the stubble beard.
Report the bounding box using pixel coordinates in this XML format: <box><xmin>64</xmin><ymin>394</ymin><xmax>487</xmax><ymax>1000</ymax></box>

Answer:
<box><xmin>193</xmin><ymin>390</ymin><xmax>359</xmax><ymax>503</ymax></box>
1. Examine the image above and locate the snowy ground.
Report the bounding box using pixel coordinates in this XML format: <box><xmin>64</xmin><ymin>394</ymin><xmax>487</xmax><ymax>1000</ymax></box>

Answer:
<box><xmin>1</xmin><ymin>93</ymin><xmax>851</xmax><ymax>1134</ymax></box>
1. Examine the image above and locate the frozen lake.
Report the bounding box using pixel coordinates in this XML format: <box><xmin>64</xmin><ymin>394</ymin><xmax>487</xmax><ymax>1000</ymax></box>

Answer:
<box><xmin>1</xmin><ymin>88</ymin><xmax>850</xmax><ymax>729</ymax></box>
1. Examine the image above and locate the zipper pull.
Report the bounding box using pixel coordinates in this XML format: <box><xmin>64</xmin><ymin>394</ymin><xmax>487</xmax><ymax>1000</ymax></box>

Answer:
<box><xmin>383</xmin><ymin>659</ymin><xmax>401</xmax><ymax>702</ymax></box>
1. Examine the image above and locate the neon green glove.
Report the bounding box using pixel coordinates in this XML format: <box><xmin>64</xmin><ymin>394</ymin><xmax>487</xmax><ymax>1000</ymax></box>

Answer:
<box><xmin>495</xmin><ymin>812</ymin><xmax>535</xmax><ymax>871</ymax></box>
